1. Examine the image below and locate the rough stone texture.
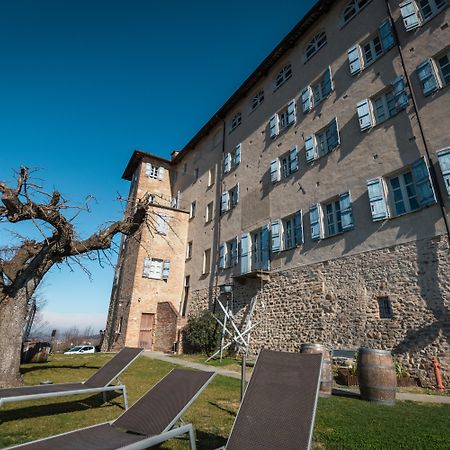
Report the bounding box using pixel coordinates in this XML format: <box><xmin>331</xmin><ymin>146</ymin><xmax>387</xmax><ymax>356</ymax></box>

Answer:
<box><xmin>187</xmin><ymin>236</ymin><xmax>450</xmax><ymax>387</ymax></box>
<box><xmin>154</xmin><ymin>302</ymin><xmax>179</xmax><ymax>352</ymax></box>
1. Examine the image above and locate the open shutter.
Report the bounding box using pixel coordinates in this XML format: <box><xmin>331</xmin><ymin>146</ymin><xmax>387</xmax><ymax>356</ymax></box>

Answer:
<box><xmin>289</xmin><ymin>146</ymin><xmax>298</xmax><ymax>173</ymax></box>
<box><xmin>310</xmin><ymin>204</ymin><xmax>322</xmax><ymax>241</ymax></box>
<box><xmin>270</xmin><ymin>159</ymin><xmax>280</xmax><ymax>183</ymax></box>
<box><xmin>158</xmin><ymin>167</ymin><xmax>164</xmax><ymax>180</ymax></box>
<box><xmin>391</xmin><ymin>76</ymin><xmax>409</xmax><ymax>110</ymax></box>
<box><xmin>143</xmin><ymin>257</ymin><xmax>151</xmax><ymax>277</ymax></box>
<box><xmin>234</xmin><ymin>143</ymin><xmax>241</xmax><ymax>166</ymax></box>
<box><xmin>261</xmin><ymin>225</ymin><xmax>270</xmax><ymax>271</ymax></box>
<box><xmin>145</xmin><ymin>163</ymin><xmax>152</xmax><ymax>177</ymax></box>
<box><xmin>269</xmin><ymin>114</ymin><xmax>279</xmax><ymax>138</ymax></box>
<box><xmin>287</xmin><ymin>99</ymin><xmax>297</xmax><ymax>125</ymax></box>
<box><xmin>357</xmin><ymin>99</ymin><xmax>373</xmax><ymax>131</ymax></box>
<box><xmin>162</xmin><ymin>260</ymin><xmax>170</xmax><ymax>280</ymax></box>
<box><xmin>230</xmin><ymin>238</ymin><xmax>238</xmax><ymax>266</ymax></box>
<box><xmin>301</xmin><ymin>86</ymin><xmax>313</xmax><ymax>113</ymax></box>
<box><xmin>339</xmin><ymin>192</ymin><xmax>354</xmax><ymax>231</ymax></box>
<box><xmin>156</xmin><ymin>214</ymin><xmax>168</xmax><ymax>235</ymax></box>
<box><xmin>417</xmin><ymin>59</ymin><xmax>439</xmax><ymax>96</ymax></box>
<box><xmin>327</xmin><ymin>118</ymin><xmax>340</xmax><ymax>149</ymax></box>
<box><xmin>412</xmin><ymin>157</ymin><xmax>437</xmax><ymax>207</ymax></box>
<box><xmin>240</xmin><ymin>233</ymin><xmax>250</xmax><ymax>274</ymax></box>
<box><xmin>437</xmin><ymin>148</ymin><xmax>450</xmax><ymax>197</ymax></box>
<box><xmin>367</xmin><ymin>178</ymin><xmax>388</xmax><ymax>221</ymax></box>
<box><xmin>347</xmin><ymin>45</ymin><xmax>362</xmax><ymax>75</ymax></box>
<box><xmin>221</xmin><ymin>191</ymin><xmax>229</xmax><ymax>214</ymax></box>
<box><xmin>224</xmin><ymin>153</ymin><xmax>231</xmax><ymax>173</ymax></box>
<box><xmin>323</xmin><ymin>66</ymin><xmax>334</xmax><ymax>96</ymax></box>
<box><xmin>305</xmin><ymin>135</ymin><xmax>316</xmax><ymax>162</ymax></box>
<box><xmin>271</xmin><ymin>219</ymin><xmax>281</xmax><ymax>252</ymax></box>
<box><xmin>219</xmin><ymin>243</ymin><xmax>226</xmax><ymax>269</ymax></box>
<box><xmin>379</xmin><ymin>19</ymin><xmax>395</xmax><ymax>52</ymax></box>
<box><xmin>235</xmin><ymin>183</ymin><xmax>240</xmax><ymax>205</ymax></box>
<box><xmin>400</xmin><ymin>0</ymin><xmax>422</xmax><ymax>31</ymax></box>
<box><xmin>294</xmin><ymin>210</ymin><xmax>304</xmax><ymax>245</ymax></box>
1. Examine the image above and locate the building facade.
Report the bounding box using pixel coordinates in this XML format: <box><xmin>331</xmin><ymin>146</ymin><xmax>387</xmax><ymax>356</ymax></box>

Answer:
<box><xmin>102</xmin><ymin>0</ymin><xmax>450</xmax><ymax>385</ymax></box>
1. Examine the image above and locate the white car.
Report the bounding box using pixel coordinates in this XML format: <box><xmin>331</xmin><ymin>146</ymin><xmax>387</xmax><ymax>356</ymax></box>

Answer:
<box><xmin>64</xmin><ymin>345</ymin><xmax>96</xmax><ymax>354</ymax></box>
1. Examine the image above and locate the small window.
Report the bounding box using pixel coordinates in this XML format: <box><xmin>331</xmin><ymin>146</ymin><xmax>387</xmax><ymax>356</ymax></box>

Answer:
<box><xmin>190</xmin><ymin>201</ymin><xmax>196</xmax><ymax>219</ymax></box>
<box><xmin>387</xmin><ymin>170</ymin><xmax>420</xmax><ymax>216</ymax></box>
<box><xmin>143</xmin><ymin>257</ymin><xmax>163</xmax><ymax>279</ymax></box>
<box><xmin>146</xmin><ymin>163</ymin><xmax>160</xmax><ymax>179</ymax></box>
<box><xmin>418</xmin><ymin>0</ymin><xmax>447</xmax><ymax>21</ymax></box>
<box><xmin>269</xmin><ymin>99</ymin><xmax>296</xmax><ymax>138</ymax></box>
<box><xmin>305</xmin><ymin>118</ymin><xmax>340</xmax><ymax>162</ymax></box>
<box><xmin>312</xmin><ymin>67</ymin><xmax>333</xmax><ymax>105</ymax></box>
<box><xmin>362</xmin><ymin>35</ymin><xmax>383</xmax><ymax>66</ymax></box>
<box><xmin>194</xmin><ymin>168</ymin><xmax>199</xmax><ymax>182</ymax></box>
<box><xmin>208</xmin><ymin>167</ymin><xmax>215</xmax><ymax>187</ymax></box>
<box><xmin>342</xmin><ymin>0</ymin><xmax>371</xmax><ymax>24</ymax></box>
<box><xmin>186</xmin><ymin>241</ymin><xmax>193</xmax><ymax>260</ymax></box>
<box><xmin>324</xmin><ymin>199</ymin><xmax>343</xmax><ymax>237</ymax></box>
<box><xmin>203</xmin><ymin>249</ymin><xmax>211</xmax><ymax>274</ymax></box>
<box><xmin>274</xmin><ymin>64</ymin><xmax>292</xmax><ymax>90</ymax></box>
<box><xmin>282</xmin><ymin>213</ymin><xmax>303</xmax><ymax>250</ymax></box>
<box><xmin>372</xmin><ymin>89</ymin><xmax>397</xmax><ymax>125</ymax></box>
<box><xmin>230</xmin><ymin>112</ymin><xmax>242</xmax><ymax>132</ymax></box>
<box><xmin>304</xmin><ymin>31</ymin><xmax>327</xmax><ymax>62</ymax></box>
<box><xmin>378</xmin><ymin>297</ymin><xmax>393</xmax><ymax>319</ymax></box>
<box><xmin>250</xmin><ymin>90</ymin><xmax>264</xmax><ymax>111</ymax></box>
<box><xmin>206</xmin><ymin>201</ymin><xmax>214</xmax><ymax>223</ymax></box>
<box><xmin>437</xmin><ymin>50</ymin><xmax>450</xmax><ymax>87</ymax></box>
<box><xmin>229</xmin><ymin>184</ymin><xmax>239</xmax><ymax>209</ymax></box>
<box><xmin>227</xmin><ymin>239</ymin><xmax>238</xmax><ymax>267</ymax></box>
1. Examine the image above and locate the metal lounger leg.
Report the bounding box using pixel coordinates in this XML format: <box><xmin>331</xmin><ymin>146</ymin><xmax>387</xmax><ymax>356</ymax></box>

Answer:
<box><xmin>122</xmin><ymin>385</ymin><xmax>128</xmax><ymax>410</ymax></box>
<box><xmin>188</xmin><ymin>424</ymin><xmax>197</xmax><ymax>450</ymax></box>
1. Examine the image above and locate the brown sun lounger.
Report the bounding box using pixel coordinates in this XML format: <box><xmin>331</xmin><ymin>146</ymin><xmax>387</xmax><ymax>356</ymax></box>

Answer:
<box><xmin>0</xmin><ymin>347</ymin><xmax>143</xmax><ymax>410</ymax></box>
<box><xmin>8</xmin><ymin>368</ymin><xmax>215</xmax><ymax>450</ymax></box>
<box><xmin>223</xmin><ymin>349</ymin><xmax>322</xmax><ymax>450</ymax></box>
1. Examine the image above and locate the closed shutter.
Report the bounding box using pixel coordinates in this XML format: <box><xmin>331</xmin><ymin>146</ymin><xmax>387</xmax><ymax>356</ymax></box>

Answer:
<box><xmin>412</xmin><ymin>157</ymin><xmax>437</xmax><ymax>207</ymax></box>
<box><xmin>367</xmin><ymin>178</ymin><xmax>388</xmax><ymax>221</ymax></box>
<box><xmin>305</xmin><ymin>135</ymin><xmax>316</xmax><ymax>162</ymax></box>
<box><xmin>357</xmin><ymin>99</ymin><xmax>373</xmax><ymax>131</ymax></box>
<box><xmin>219</xmin><ymin>243</ymin><xmax>226</xmax><ymax>269</ymax></box>
<box><xmin>339</xmin><ymin>192</ymin><xmax>354</xmax><ymax>231</ymax></box>
<box><xmin>437</xmin><ymin>148</ymin><xmax>450</xmax><ymax>196</ymax></box>
<box><xmin>391</xmin><ymin>76</ymin><xmax>409</xmax><ymax>110</ymax></box>
<box><xmin>287</xmin><ymin>99</ymin><xmax>297</xmax><ymax>125</ymax></box>
<box><xmin>145</xmin><ymin>163</ymin><xmax>152</xmax><ymax>177</ymax></box>
<box><xmin>162</xmin><ymin>260</ymin><xmax>170</xmax><ymax>280</ymax></box>
<box><xmin>260</xmin><ymin>224</ymin><xmax>270</xmax><ymax>271</ymax></box>
<box><xmin>224</xmin><ymin>153</ymin><xmax>231</xmax><ymax>173</ymax></box>
<box><xmin>269</xmin><ymin>114</ymin><xmax>279</xmax><ymax>138</ymax></box>
<box><xmin>301</xmin><ymin>86</ymin><xmax>312</xmax><ymax>113</ymax></box>
<box><xmin>271</xmin><ymin>219</ymin><xmax>281</xmax><ymax>252</ymax></box>
<box><xmin>310</xmin><ymin>203</ymin><xmax>322</xmax><ymax>241</ymax></box>
<box><xmin>323</xmin><ymin>66</ymin><xmax>333</xmax><ymax>96</ymax></box>
<box><xmin>289</xmin><ymin>146</ymin><xmax>298</xmax><ymax>173</ymax></box>
<box><xmin>400</xmin><ymin>0</ymin><xmax>422</xmax><ymax>31</ymax></box>
<box><xmin>294</xmin><ymin>210</ymin><xmax>304</xmax><ymax>245</ymax></box>
<box><xmin>270</xmin><ymin>159</ymin><xmax>281</xmax><ymax>183</ymax></box>
<box><xmin>156</xmin><ymin>214</ymin><xmax>169</xmax><ymax>235</ymax></box>
<box><xmin>143</xmin><ymin>257</ymin><xmax>152</xmax><ymax>277</ymax></box>
<box><xmin>240</xmin><ymin>233</ymin><xmax>250</xmax><ymax>274</ymax></box>
<box><xmin>379</xmin><ymin>19</ymin><xmax>395</xmax><ymax>52</ymax></box>
<box><xmin>221</xmin><ymin>191</ymin><xmax>229</xmax><ymax>214</ymax></box>
<box><xmin>417</xmin><ymin>59</ymin><xmax>439</xmax><ymax>96</ymax></box>
<box><xmin>158</xmin><ymin>167</ymin><xmax>164</xmax><ymax>180</ymax></box>
<box><xmin>348</xmin><ymin>45</ymin><xmax>362</xmax><ymax>75</ymax></box>
<box><xmin>234</xmin><ymin>144</ymin><xmax>241</xmax><ymax>166</ymax></box>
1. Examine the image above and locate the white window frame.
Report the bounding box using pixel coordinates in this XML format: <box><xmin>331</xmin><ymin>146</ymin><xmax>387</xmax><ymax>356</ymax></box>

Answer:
<box><xmin>436</xmin><ymin>50</ymin><xmax>450</xmax><ymax>87</ymax></box>
<box><xmin>372</xmin><ymin>89</ymin><xmax>397</xmax><ymax>125</ymax></box>
<box><xmin>189</xmin><ymin>201</ymin><xmax>196</xmax><ymax>219</ymax></box>
<box><xmin>250</xmin><ymin>90</ymin><xmax>264</xmax><ymax>112</ymax></box>
<box><xmin>304</xmin><ymin>31</ymin><xmax>327</xmax><ymax>62</ymax></box>
<box><xmin>386</xmin><ymin>170</ymin><xmax>420</xmax><ymax>217</ymax></box>
<box><xmin>206</xmin><ymin>201</ymin><xmax>214</xmax><ymax>223</ymax></box>
<box><xmin>418</xmin><ymin>0</ymin><xmax>448</xmax><ymax>21</ymax></box>
<box><xmin>315</xmin><ymin>118</ymin><xmax>340</xmax><ymax>159</ymax></box>
<box><xmin>274</xmin><ymin>64</ymin><xmax>292</xmax><ymax>90</ymax></box>
<box><xmin>203</xmin><ymin>249</ymin><xmax>211</xmax><ymax>275</ymax></box>
<box><xmin>146</xmin><ymin>164</ymin><xmax>159</xmax><ymax>179</ymax></box>
<box><xmin>208</xmin><ymin>167</ymin><xmax>215</xmax><ymax>187</ymax></box>
<box><xmin>323</xmin><ymin>199</ymin><xmax>343</xmax><ymax>237</ymax></box>
<box><xmin>186</xmin><ymin>241</ymin><xmax>193</xmax><ymax>260</ymax></box>
<box><xmin>361</xmin><ymin>34</ymin><xmax>383</xmax><ymax>67</ymax></box>
<box><xmin>143</xmin><ymin>257</ymin><xmax>163</xmax><ymax>279</ymax></box>
<box><xmin>281</xmin><ymin>216</ymin><xmax>297</xmax><ymax>250</ymax></box>
<box><xmin>229</xmin><ymin>184</ymin><xmax>239</xmax><ymax>209</ymax></box>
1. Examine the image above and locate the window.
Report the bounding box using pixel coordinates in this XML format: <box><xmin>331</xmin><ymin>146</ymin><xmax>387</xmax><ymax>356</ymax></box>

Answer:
<box><xmin>186</xmin><ymin>241</ymin><xmax>193</xmax><ymax>260</ymax></box>
<box><xmin>274</xmin><ymin>64</ymin><xmax>292</xmax><ymax>90</ymax></box>
<box><xmin>194</xmin><ymin>168</ymin><xmax>199</xmax><ymax>182</ymax></box>
<box><xmin>342</xmin><ymin>0</ymin><xmax>371</xmax><ymax>24</ymax></box>
<box><xmin>437</xmin><ymin>148</ymin><xmax>450</xmax><ymax>197</ymax></box>
<box><xmin>221</xmin><ymin>185</ymin><xmax>239</xmax><ymax>213</ymax></box>
<box><xmin>145</xmin><ymin>163</ymin><xmax>163</xmax><ymax>180</ymax></box>
<box><xmin>229</xmin><ymin>184</ymin><xmax>239</xmax><ymax>209</ymax></box>
<box><xmin>182</xmin><ymin>276</ymin><xmax>190</xmax><ymax>316</ymax></box>
<box><xmin>271</xmin><ymin>146</ymin><xmax>298</xmax><ymax>183</ymax></box>
<box><xmin>250</xmin><ymin>90</ymin><xmax>264</xmax><ymax>111</ymax></box>
<box><xmin>220</xmin><ymin>191</ymin><xmax>229</xmax><ymax>214</ymax></box>
<box><xmin>271</xmin><ymin>211</ymin><xmax>303</xmax><ymax>252</ymax></box>
<box><xmin>206</xmin><ymin>201</ymin><xmax>214</xmax><ymax>222</ymax></box>
<box><xmin>356</xmin><ymin>76</ymin><xmax>409</xmax><ymax>131</ymax></box>
<box><xmin>367</xmin><ymin>157</ymin><xmax>437</xmax><ymax>221</ymax></box>
<box><xmin>230</xmin><ymin>112</ymin><xmax>242</xmax><ymax>132</ymax></box>
<box><xmin>378</xmin><ymin>297</ymin><xmax>393</xmax><ymax>319</ymax></box>
<box><xmin>156</xmin><ymin>214</ymin><xmax>169</xmax><ymax>235</ymax></box>
<box><xmin>250</xmin><ymin>226</ymin><xmax>270</xmax><ymax>271</ymax></box>
<box><xmin>224</xmin><ymin>144</ymin><xmax>241</xmax><ymax>174</ymax></box>
<box><xmin>437</xmin><ymin>51</ymin><xmax>450</xmax><ymax>86</ymax></box>
<box><xmin>324</xmin><ymin>199</ymin><xmax>343</xmax><ymax>237</ymax></box>
<box><xmin>219</xmin><ymin>238</ymin><xmax>239</xmax><ymax>269</ymax></box>
<box><xmin>143</xmin><ymin>257</ymin><xmax>170</xmax><ymax>280</ymax></box>
<box><xmin>190</xmin><ymin>201</ymin><xmax>196</xmax><ymax>219</ymax></box>
<box><xmin>301</xmin><ymin>67</ymin><xmax>333</xmax><ymax>113</ymax></box>
<box><xmin>269</xmin><ymin>99</ymin><xmax>296</xmax><ymax>138</ymax></box>
<box><xmin>347</xmin><ymin>19</ymin><xmax>395</xmax><ymax>75</ymax></box>
<box><xmin>417</xmin><ymin>51</ymin><xmax>450</xmax><ymax>96</ymax></box>
<box><xmin>304</xmin><ymin>31</ymin><xmax>327</xmax><ymax>62</ymax></box>
<box><xmin>305</xmin><ymin>118</ymin><xmax>340</xmax><ymax>162</ymax></box>
<box><xmin>203</xmin><ymin>249</ymin><xmax>211</xmax><ymax>274</ymax></box>
<box><xmin>400</xmin><ymin>0</ymin><xmax>448</xmax><ymax>31</ymax></box>
<box><xmin>208</xmin><ymin>167</ymin><xmax>215</xmax><ymax>187</ymax></box>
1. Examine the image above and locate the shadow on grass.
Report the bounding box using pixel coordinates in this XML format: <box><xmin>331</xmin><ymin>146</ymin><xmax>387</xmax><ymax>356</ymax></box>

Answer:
<box><xmin>20</xmin><ymin>364</ymin><xmax>102</xmax><ymax>375</ymax></box>
<box><xmin>208</xmin><ymin>401</ymin><xmax>238</xmax><ymax>417</ymax></box>
<box><xmin>0</xmin><ymin>392</ymin><xmax>123</xmax><ymax>424</ymax></box>
<box><xmin>331</xmin><ymin>388</ymin><xmax>360</xmax><ymax>399</ymax></box>
<box><xmin>196</xmin><ymin>430</ymin><xmax>227</xmax><ymax>450</ymax></box>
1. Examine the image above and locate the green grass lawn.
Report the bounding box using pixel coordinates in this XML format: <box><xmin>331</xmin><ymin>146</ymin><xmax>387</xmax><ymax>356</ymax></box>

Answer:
<box><xmin>1</xmin><ymin>354</ymin><xmax>449</xmax><ymax>449</ymax></box>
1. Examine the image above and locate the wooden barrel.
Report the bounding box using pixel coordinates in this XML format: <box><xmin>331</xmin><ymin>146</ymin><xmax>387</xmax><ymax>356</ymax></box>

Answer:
<box><xmin>357</xmin><ymin>348</ymin><xmax>396</xmax><ymax>405</ymax></box>
<box><xmin>300</xmin><ymin>343</ymin><xmax>332</xmax><ymax>396</ymax></box>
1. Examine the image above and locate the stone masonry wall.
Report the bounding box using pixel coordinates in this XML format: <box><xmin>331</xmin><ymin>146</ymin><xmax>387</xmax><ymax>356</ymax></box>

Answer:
<box><xmin>187</xmin><ymin>236</ymin><xmax>450</xmax><ymax>387</ymax></box>
<box><xmin>154</xmin><ymin>302</ymin><xmax>179</xmax><ymax>353</ymax></box>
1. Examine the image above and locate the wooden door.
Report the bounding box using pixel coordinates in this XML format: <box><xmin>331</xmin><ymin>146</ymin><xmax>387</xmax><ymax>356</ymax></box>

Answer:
<box><xmin>139</xmin><ymin>313</ymin><xmax>154</xmax><ymax>349</ymax></box>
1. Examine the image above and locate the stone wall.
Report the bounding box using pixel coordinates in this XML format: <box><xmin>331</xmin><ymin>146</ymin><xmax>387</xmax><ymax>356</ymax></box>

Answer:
<box><xmin>154</xmin><ymin>302</ymin><xmax>179</xmax><ymax>353</ymax></box>
<box><xmin>186</xmin><ymin>236</ymin><xmax>450</xmax><ymax>387</ymax></box>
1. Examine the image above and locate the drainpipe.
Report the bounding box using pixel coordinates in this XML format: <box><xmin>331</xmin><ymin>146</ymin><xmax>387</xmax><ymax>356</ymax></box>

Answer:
<box><xmin>385</xmin><ymin>0</ymin><xmax>450</xmax><ymax>243</ymax></box>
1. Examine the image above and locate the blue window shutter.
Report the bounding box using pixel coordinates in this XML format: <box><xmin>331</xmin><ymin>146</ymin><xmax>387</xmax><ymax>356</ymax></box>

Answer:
<box><xmin>224</xmin><ymin>153</ymin><xmax>231</xmax><ymax>173</ymax></box>
<box><xmin>367</xmin><ymin>178</ymin><xmax>388</xmax><ymax>221</ymax></box>
<box><xmin>339</xmin><ymin>192</ymin><xmax>354</xmax><ymax>231</ymax></box>
<box><xmin>379</xmin><ymin>19</ymin><xmax>395</xmax><ymax>52</ymax></box>
<box><xmin>357</xmin><ymin>99</ymin><xmax>373</xmax><ymax>131</ymax></box>
<box><xmin>400</xmin><ymin>0</ymin><xmax>422</xmax><ymax>31</ymax></box>
<box><xmin>231</xmin><ymin>238</ymin><xmax>238</xmax><ymax>266</ymax></box>
<box><xmin>327</xmin><ymin>118</ymin><xmax>340</xmax><ymax>149</ymax></box>
<box><xmin>305</xmin><ymin>135</ymin><xmax>316</xmax><ymax>162</ymax></box>
<box><xmin>271</xmin><ymin>219</ymin><xmax>281</xmax><ymax>252</ymax></box>
<box><xmin>289</xmin><ymin>146</ymin><xmax>298</xmax><ymax>173</ymax></box>
<box><xmin>143</xmin><ymin>257</ymin><xmax>151</xmax><ymax>277</ymax></box>
<box><xmin>145</xmin><ymin>163</ymin><xmax>152</xmax><ymax>176</ymax></box>
<box><xmin>294</xmin><ymin>210</ymin><xmax>304</xmax><ymax>245</ymax></box>
<box><xmin>287</xmin><ymin>99</ymin><xmax>296</xmax><ymax>125</ymax></box>
<box><xmin>261</xmin><ymin>224</ymin><xmax>270</xmax><ymax>271</ymax></box>
<box><xmin>309</xmin><ymin>204</ymin><xmax>322</xmax><ymax>241</ymax></box>
<box><xmin>269</xmin><ymin>114</ymin><xmax>278</xmax><ymax>138</ymax></box>
<box><xmin>234</xmin><ymin>143</ymin><xmax>241</xmax><ymax>166</ymax></box>
<box><xmin>417</xmin><ymin>59</ymin><xmax>439</xmax><ymax>96</ymax></box>
<box><xmin>301</xmin><ymin>86</ymin><xmax>312</xmax><ymax>113</ymax></box>
<box><xmin>412</xmin><ymin>157</ymin><xmax>437</xmax><ymax>207</ymax></box>
<box><xmin>391</xmin><ymin>76</ymin><xmax>409</xmax><ymax>110</ymax></box>
<box><xmin>347</xmin><ymin>45</ymin><xmax>362</xmax><ymax>75</ymax></box>
<box><xmin>270</xmin><ymin>159</ymin><xmax>280</xmax><ymax>183</ymax></box>
<box><xmin>240</xmin><ymin>233</ymin><xmax>250</xmax><ymax>274</ymax></box>
<box><xmin>158</xmin><ymin>167</ymin><xmax>164</xmax><ymax>180</ymax></box>
<box><xmin>323</xmin><ymin>66</ymin><xmax>333</xmax><ymax>96</ymax></box>
<box><xmin>221</xmin><ymin>191</ymin><xmax>229</xmax><ymax>214</ymax></box>
<box><xmin>162</xmin><ymin>260</ymin><xmax>170</xmax><ymax>280</ymax></box>
<box><xmin>235</xmin><ymin>183</ymin><xmax>240</xmax><ymax>205</ymax></box>
<box><xmin>437</xmin><ymin>148</ymin><xmax>450</xmax><ymax>197</ymax></box>
<box><xmin>219</xmin><ymin>243</ymin><xmax>226</xmax><ymax>269</ymax></box>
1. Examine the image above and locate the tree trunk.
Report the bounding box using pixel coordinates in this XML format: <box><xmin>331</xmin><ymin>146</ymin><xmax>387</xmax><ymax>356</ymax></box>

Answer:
<box><xmin>0</xmin><ymin>292</ymin><xmax>28</xmax><ymax>387</ymax></box>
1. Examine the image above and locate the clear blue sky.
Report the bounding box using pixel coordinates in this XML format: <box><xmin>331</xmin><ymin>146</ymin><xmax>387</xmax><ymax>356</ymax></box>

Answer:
<box><xmin>0</xmin><ymin>0</ymin><xmax>316</xmax><ymax>333</ymax></box>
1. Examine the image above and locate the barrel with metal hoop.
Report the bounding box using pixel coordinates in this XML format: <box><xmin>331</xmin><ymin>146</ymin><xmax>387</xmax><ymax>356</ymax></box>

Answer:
<box><xmin>300</xmin><ymin>343</ymin><xmax>332</xmax><ymax>396</ymax></box>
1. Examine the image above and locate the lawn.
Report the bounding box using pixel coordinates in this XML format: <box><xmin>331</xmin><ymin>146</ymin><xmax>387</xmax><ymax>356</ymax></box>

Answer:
<box><xmin>0</xmin><ymin>353</ymin><xmax>449</xmax><ymax>449</ymax></box>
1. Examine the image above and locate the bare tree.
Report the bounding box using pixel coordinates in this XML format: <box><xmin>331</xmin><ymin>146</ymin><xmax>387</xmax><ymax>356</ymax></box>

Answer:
<box><xmin>0</xmin><ymin>167</ymin><xmax>151</xmax><ymax>387</ymax></box>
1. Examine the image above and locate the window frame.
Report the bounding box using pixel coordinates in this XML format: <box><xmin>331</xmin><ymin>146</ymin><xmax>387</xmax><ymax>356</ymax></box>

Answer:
<box><xmin>186</xmin><ymin>241</ymin><xmax>193</xmax><ymax>260</ymax></box>
<box><xmin>230</xmin><ymin>112</ymin><xmax>242</xmax><ymax>133</ymax></box>
<box><xmin>436</xmin><ymin>50</ymin><xmax>450</xmax><ymax>87</ymax></box>
<box><xmin>250</xmin><ymin>90</ymin><xmax>264</xmax><ymax>112</ymax></box>
<box><xmin>205</xmin><ymin>201</ymin><xmax>214</xmax><ymax>223</ymax></box>
<box><xmin>143</xmin><ymin>257</ymin><xmax>163</xmax><ymax>280</ymax></box>
<box><xmin>203</xmin><ymin>249</ymin><xmax>211</xmax><ymax>275</ymax></box>
<box><xmin>371</xmin><ymin>89</ymin><xmax>397</xmax><ymax>125</ymax></box>
<box><xmin>324</xmin><ymin>199</ymin><xmax>343</xmax><ymax>237</ymax></box>
<box><xmin>189</xmin><ymin>201</ymin><xmax>196</xmax><ymax>219</ymax></box>
<box><xmin>378</xmin><ymin>297</ymin><xmax>393</xmax><ymax>319</ymax></box>
<box><xmin>304</xmin><ymin>31</ymin><xmax>327</xmax><ymax>62</ymax></box>
<box><xmin>417</xmin><ymin>0</ymin><xmax>448</xmax><ymax>21</ymax></box>
<box><xmin>386</xmin><ymin>170</ymin><xmax>420</xmax><ymax>217</ymax></box>
<box><xmin>274</xmin><ymin>64</ymin><xmax>292</xmax><ymax>91</ymax></box>
<box><xmin>341</xmin><ymin>0</ymin><xmax>372</xmax><ymax>26</ymax></box>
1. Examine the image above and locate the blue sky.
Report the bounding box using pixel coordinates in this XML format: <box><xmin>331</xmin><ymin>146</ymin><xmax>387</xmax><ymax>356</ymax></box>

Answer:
<box><xmin>0</xmin><ymin>0</ymin><xmax>316</xmax><ymax>332</ymax></box>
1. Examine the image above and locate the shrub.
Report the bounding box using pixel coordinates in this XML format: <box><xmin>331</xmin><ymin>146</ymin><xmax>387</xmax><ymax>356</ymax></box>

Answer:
<box><xmin>183</xmin><ymin>311</ymin><xmax>220</xmax><ymax>355</ymax></box>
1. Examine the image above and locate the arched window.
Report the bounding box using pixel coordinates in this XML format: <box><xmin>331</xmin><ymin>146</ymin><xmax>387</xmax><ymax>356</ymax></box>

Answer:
<box><xmin>274</xmin><ymin>64</ymin><xmax>292</xmax><ymax>90</ymax></box>
<box><xmin>342</xmin><ymin>0</ymin><xmax>371</xmax><ymax>25</ymax></box>
<box><xmin>250</xmin><ymin>90</ymin><xmax>264</xmax><ymax>111</ymax></box>
<box><xmin>304</xmin><ymin>32</ymin><xmax>327</xmax><ymax>62</ymax></box>
<box><xmin>230</xmin><ymin>112</ymin><xmax>242</xmax><ymax>132</ymax></box>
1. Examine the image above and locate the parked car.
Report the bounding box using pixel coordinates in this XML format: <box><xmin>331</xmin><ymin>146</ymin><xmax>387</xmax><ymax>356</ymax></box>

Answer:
<box><xmin>64</xmin><ymin>345</ymin><xmax>96</xmax><ymax>354</ymax></box>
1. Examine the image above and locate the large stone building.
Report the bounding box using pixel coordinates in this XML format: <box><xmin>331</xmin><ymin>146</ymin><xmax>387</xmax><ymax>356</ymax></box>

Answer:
<box><xmin>103</xmin><ymin>0</ymin><xmax>450</xmax><ymax>385</ymax></box>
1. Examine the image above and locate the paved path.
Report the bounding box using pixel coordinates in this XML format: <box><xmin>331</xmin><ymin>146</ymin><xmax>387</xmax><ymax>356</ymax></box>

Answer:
<box><xmin>143</xmin><ymin>351</ymin><xmax>450</xmax><ymax>404</ymax></box>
